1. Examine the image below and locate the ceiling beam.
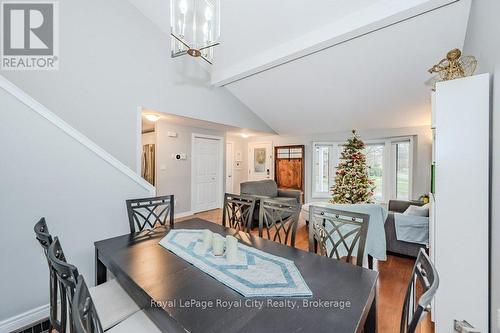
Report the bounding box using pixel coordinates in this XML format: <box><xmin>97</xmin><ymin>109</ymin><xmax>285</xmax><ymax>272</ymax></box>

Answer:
<box><xmin>211</xmin><ymin>0</ymin><xmax>466</xmax><ymax>87</ymax></box>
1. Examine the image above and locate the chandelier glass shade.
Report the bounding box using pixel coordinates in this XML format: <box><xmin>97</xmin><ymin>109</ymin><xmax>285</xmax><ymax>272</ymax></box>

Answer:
<box><xmin>170</xmin><ymin>0</ymin><xmax>220</xmax><ymax>64</ymax></box>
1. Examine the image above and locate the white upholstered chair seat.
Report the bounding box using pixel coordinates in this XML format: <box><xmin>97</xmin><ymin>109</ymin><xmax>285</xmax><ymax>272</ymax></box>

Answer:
<box><xmin>107</xmin><ymin>310</ymin><xmax>161</xmax><ymax>333</ymax></box>
<box><xmin>88</xmin><ymin>279</ymin><xmax>141</xmax><ymax>331</ymax></box>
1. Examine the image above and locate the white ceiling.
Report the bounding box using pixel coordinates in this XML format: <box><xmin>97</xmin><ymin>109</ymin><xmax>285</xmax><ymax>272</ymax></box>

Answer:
<box><xmin>215</xmin><ymin>0</ymin><xmax>376</xmax><ymax>70</ymax></box>
<box><xmin>130</xmin><ymin>0</ymin><xmax>472</xmax><ymax>135</ymax></box>
<box><xmin>141</xmin><ymin>110</ymin><xmax>271</xmax><ymax>137</ymax></box>
<box><xmin>128</xmin><ymin>0</ymin><xmax>170</xmax><ymax>35</ymax></box>
<box><xmin>225</xmin><ymin>0</ymin><xmax>471</xmax><ymax>134</ymax></box>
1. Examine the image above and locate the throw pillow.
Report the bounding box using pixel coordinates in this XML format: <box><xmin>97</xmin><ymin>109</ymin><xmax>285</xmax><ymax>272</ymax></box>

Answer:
<box><xmin>403</xmin><ymin>204</ymin><xmax>429</xmax><ymax>217</ymax></box>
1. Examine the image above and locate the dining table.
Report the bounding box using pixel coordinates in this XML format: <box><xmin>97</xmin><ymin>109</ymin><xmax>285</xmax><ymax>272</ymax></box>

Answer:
<box><xmin>94</xmin><ymin>218</ymin><xmax>378</xmax><ymax>333</ymax></box>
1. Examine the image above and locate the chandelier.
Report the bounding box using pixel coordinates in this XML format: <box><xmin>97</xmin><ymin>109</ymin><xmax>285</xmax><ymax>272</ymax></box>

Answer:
<box><xmin>170</xmin><ymin>0</ymin><xmax>220</xmax><ymax>64</ymax></box>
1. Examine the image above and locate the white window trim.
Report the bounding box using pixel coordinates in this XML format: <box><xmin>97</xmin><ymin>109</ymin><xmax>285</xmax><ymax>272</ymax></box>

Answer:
<box><xmin>391</xmin><ymin>137</ymin><xmax>414</xmax><ymax>201</ymax></box>
<box><xmin>311</xmin><ymin>137</ymin><xmax>414</xmax><ymax>203</ymax></box>
<box><xmin>311</xmin><ymin>142</ymin><xmax>341</xmax><ymax>199</ymax></box>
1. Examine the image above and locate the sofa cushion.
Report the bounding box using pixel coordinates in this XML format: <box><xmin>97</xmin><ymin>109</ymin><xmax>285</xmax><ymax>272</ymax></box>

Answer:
<box><xmin>273</xmin><ymin>197</ymin><xmax>297</xmax><ymax>204</ymax></box>
<box><xmin>403</xmin><ymin>204</ymin><xmax>429</xmax><ymax>217</ymax></box>
<box><xmin>240</xmin><ymin>180</ymin><xmax>278</xmax><ymax>197</ymax></box>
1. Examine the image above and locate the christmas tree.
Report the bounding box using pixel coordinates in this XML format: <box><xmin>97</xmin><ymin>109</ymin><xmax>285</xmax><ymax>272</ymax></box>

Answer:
<box><xmin>330</xmin><ymin>130</ymin><xmax>375</xmax><ymax>204</ymax></box>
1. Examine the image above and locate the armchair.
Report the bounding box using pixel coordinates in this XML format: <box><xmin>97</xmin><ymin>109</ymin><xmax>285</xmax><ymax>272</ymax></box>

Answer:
<box><xmin>240</xmin><ymin>180</ymin><xmax>302</xmax><ymax>228</ymax></box>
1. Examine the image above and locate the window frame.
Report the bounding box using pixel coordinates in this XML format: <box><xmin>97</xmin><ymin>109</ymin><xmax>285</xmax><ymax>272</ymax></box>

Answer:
<box><xmin>391</xmin><ymin>138</ymin><xmax>414</xmax><ymax>201</ymax></box>
<box><xmin>311</xmin><ymin>142</ymin><xmax>341</xmax><ymax>199</ymax></box>
<box><xmin>311</xmin><ymin>136</ymin><xmax>414</xmax><ymax>202</ymax></box>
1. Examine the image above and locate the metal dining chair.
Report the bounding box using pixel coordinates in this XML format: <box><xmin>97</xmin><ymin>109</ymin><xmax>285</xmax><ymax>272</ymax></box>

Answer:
<box><xmin>308</xmin><ymin>205</ymin><xmax>370</xmax><ymax>267</ymax></box>
<box><xmin>400</xmin><ymin>249</ymin><xmax>439</xmax><ymax>333</ymax></box>
<box><xmin>73</xmin><ymin>275</ymin><xmax>161</xmax><ymax>333</ymax></box>
<box><xmin>258</xmin><ymin>199</ymin><xmax>300</xmax><ymax>247</ymax></box>
<box><xmin>222</xmin><ymin>193</ymin><xmax>257</xmax><ymax>232</ymax></box>
<box><xmin>47</xmin><ymin>237</ymin><xmax>79</xmax><ymax>333</ymax></box>
<box><xmin>34</xmin><ymin>218</ymin><xmax>60</xmax><ymax>332</ymax></box>
<box><xmin>126</xmin><ymin>195</ymin><xmax>175</xmax><ymax>233</ymax></box>
<box><xmin>47</xmin><ymin>237</ymin><xmax>140</xmax><ymax>332</ymax></box>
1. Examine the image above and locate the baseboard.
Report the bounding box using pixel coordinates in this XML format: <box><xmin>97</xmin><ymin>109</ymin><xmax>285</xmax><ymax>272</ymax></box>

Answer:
<box><xmin>175</xmin><ymin>211</ymin><xmax>194</xmax><ymax>219</ymax></box>
<box><xmin>0</xmin><ymin>303</ymin><xmax>49</xmax><ymax>333</ymax></box>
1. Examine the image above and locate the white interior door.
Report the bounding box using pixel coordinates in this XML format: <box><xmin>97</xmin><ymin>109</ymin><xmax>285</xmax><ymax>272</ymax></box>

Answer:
<box><xmin>248</xmin><ymin>142</ymin><xmax>273</xmax><ymax>181</ymax></box>
<box><xmin>226</xmin><ymin>142</ymin><xmax>234</xmax><ymax>193</ymax></box>
<box><xmin>192</xmin><ymin>135</ymin><xmax>222</xmax><ymax>213</ymax></box>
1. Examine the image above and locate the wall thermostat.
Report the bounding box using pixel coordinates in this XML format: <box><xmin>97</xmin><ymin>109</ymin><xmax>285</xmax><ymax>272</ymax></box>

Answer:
<box><xmin>173</xmin><ymin>153</ymin><xmax>187</xmax><ymax>160</ymax></box>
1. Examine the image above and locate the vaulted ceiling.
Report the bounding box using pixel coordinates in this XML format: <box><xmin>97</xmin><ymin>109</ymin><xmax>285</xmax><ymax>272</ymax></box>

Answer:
<box><xmin>130</xmin><ymin>0</ymin><xmax>472</xmax><ymax>135</ymax></box>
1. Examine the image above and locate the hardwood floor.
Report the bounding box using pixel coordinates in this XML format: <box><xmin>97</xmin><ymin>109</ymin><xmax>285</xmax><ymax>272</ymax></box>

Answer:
<box><xmin>178</xmin><ymin>209</ymin><xmax>434</xmax><ymax>333</ymax></box>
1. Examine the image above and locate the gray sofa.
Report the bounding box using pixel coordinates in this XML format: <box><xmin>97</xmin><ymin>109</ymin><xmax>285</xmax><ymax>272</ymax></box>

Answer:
<box><xmin>385</xmin><ymin>200</ymin><xmax>427</xmax><ymax>258</ymax></box>
<box><xmin>240</xmin><ymin>180</ymin><xmax>302</xmax><ymax>228</ymax></box>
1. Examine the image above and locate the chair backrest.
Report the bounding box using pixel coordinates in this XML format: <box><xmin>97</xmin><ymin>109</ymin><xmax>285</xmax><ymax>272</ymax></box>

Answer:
<box><xmin>34</xmin><ymin>217</ymin><xmax>53</xmax><ymax>254</ymax></box>
<box><xmin>222</xmin><ymin>193</ymin><xmax>256</xmax><ymax>232</ymax></box>
<box><xmin>72</xmin><ymin>275</ymin><xmax>105</xmax><ymax>333</ymax></box>
<box><xmin>258</xmin><ymin>199</ymin><xmax>300</xmax><ymax>247</ymax></box>
<box><xmin>48</xmin><ymin>237</ymin><xmax>80</xmax><ymax>333</ymax></box>
<box><xmin>400</xmin><ymin>249</ymin><xmax>439</xmax><ymax>333</ymax></box>
<box><xmin>308</xmin><ymin>206</ymin><xmax>369</xmax><ymax>267</ymax></box>
<box><xmin>126</xmin><ymin>195</ymin><xmax>175</xmax><ymax>233</ymax></box>
<box><xmin>34</xmin><ymin>218</ymin><xmax>63</xmax><ymax>332</ymax></box>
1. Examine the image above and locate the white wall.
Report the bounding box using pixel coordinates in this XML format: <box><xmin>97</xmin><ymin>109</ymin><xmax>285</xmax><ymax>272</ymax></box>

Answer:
<box><xmin>226</xmin><ymin>135</ymin><xmax>249</xmax><ymax>194</ymax></box>
<box><xmin>463</xmin><ymin>1</ymin><xmax>500</xmax><ymax>330</ymax></box>
<box><xmin>0</xmin><ymin>88</ymin><xmax>152</xmax><ymax>326</ymax></box>
<box><xmin>245</xmin><ymin>126</ymin><xmax>432</xmax><ymax>203</ymax></box>
<box><xmin>0</xmin><ymin>0</ymin><xmax>272</xmax><ymax>171</ymax></box>
<box><xmin>155</xmin><ymin>120</ymin><xmax>225</xmax><ymax>215</ymax></box>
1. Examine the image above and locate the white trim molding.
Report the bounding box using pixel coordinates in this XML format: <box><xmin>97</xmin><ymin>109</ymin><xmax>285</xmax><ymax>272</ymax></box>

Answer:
<box><xmin>0</xmin><ymin>303</ymin><xmax>49</xmax><ymax>333</ymax></box>
<box><xmin>136</xmin><ymin>106</ymin><xmax>144</xmax><ymax>176</ymax></box>
<box><xmin>0</xmin><ymin>75</ymin><xmax>155</xmax><ymax>195</ymax></box>
<box><xmin>174</xmin><ymin>211</ymin><xmax>194</xmax><ymax>219</ymax></box>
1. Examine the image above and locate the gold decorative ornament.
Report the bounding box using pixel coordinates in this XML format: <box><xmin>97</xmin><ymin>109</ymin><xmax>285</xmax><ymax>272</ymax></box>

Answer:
<box><xmin>427</xmin><ymin>48</ymin><xmax>477</xmax><ymax>90</ymax></box>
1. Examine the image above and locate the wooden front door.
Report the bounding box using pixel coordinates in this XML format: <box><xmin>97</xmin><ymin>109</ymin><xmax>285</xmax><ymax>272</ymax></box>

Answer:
<box><xmin>274</xmin><ymin>145</ymin><xmax>304</xmax><ymax>192</ymax></box>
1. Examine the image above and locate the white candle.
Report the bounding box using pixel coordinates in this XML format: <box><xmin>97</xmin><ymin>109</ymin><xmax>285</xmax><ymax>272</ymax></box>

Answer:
<box><xmin>202</xmin><ymin>230</ymin><xmax>213</xmax><ymax>251</ymax></box>
<box><xmin>212</xmin><ymin>234</ymin><xmax>225</xmax><ymax>256</ymax></box>
<box><xmin>225</xmin><ymin>235</ymin><xmax>238</xmax><ymax>263</ymax></box>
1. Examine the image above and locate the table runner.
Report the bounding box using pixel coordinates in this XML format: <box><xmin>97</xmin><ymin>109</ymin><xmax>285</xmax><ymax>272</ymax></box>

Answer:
<box><xmin>159</xmin><ymin>229</ymin><xmax>312</xmax><ymax>297</ymax></box>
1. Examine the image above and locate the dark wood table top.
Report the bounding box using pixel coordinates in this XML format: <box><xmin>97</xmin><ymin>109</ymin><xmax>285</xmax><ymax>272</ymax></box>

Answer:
<box><xmin>94</xmin><ymin>218</ymin><xmax>378</xmax><ymax>333</ymax></box>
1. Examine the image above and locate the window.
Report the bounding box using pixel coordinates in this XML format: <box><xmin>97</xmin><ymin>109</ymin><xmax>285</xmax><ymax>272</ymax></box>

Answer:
<box><xmin>395</xmin><ymin>141</ymin><xmax>410</xmax><ymax>200</ymax></box>
<box><xmin>312</xmin><ymin>143</ymin><xmax>340</xmax><ymax>198</ymax></box>
<box><xmin>312</xmin><ymin>137</ymin><xmax>413</xmax><ymax>202</ymax></box>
